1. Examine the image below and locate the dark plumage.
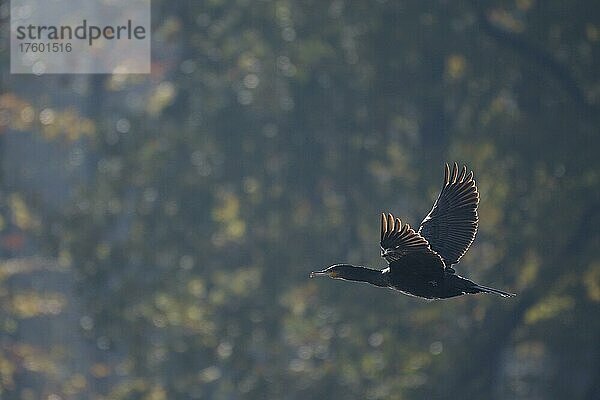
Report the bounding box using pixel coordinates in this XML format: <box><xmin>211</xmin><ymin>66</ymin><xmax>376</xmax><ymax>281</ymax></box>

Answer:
<box><xmin>310</xmin><ymin>163</ymin><xmax>515</xmax><ymax>299</ymax></box>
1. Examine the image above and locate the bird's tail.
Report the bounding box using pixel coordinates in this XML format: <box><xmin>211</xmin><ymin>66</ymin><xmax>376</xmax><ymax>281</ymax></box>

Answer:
<box><xmin>473</xmin><ymin>283</ymin><xmax>516</xmax><ymax>297</ymax></box>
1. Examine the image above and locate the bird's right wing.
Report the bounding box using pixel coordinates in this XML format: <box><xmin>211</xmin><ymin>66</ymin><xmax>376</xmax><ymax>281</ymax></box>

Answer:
<box><xmin>418</xmin><ymin>163</ymin><xmax>479</xmax><ymax>266</ymax></box>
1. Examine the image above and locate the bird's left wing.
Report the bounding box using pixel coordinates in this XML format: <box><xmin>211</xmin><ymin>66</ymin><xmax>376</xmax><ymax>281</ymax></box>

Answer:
<box><xmin>380</xmin><ymin>213</ymin><xmax>445</xmax><ymax>281</ymax></box>
<box><xmin>380</xmin><ymin>213</ymin><xmax>435</xmax><ymax>263</ymax></box>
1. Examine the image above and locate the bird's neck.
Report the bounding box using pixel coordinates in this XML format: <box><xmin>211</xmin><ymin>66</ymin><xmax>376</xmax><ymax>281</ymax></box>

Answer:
<box><xmin>340</xmin><ymin>266</ymin><xmax>389</xmax><ymax>288</ymax></box>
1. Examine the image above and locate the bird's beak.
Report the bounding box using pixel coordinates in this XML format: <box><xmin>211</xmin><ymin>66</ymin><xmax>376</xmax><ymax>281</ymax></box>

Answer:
<box><xmin>309</xmin><ymin>270</ymin><xmax>328</xmax><ymax>278</ymax></box>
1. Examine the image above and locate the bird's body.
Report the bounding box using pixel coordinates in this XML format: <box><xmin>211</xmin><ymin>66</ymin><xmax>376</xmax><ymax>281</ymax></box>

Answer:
<box><xmin>310</xmin><ymin>163</ymin><xmax>515</xmax><ymax>299</ymax></box>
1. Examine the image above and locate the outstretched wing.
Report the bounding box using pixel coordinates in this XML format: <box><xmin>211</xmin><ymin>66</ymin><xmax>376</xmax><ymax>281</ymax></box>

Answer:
<box><xmin>418</xmin><ymin>163</ymin><xmax>479</xmax><ymax>266</ymax></box>
<box><xmin>380</xmin><ymin>213</ymin><xmax>445</xmax><ymax>278</ymax></box>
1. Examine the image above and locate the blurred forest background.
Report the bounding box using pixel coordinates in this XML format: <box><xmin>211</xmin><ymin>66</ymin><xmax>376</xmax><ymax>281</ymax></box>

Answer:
<box><xmin>0</xmin><ymin>0</ymin><xmax>599</xmax><ymax>399</ymax></box>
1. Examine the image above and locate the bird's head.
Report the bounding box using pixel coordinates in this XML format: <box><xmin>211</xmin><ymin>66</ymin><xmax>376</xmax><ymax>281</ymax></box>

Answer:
<box><xmin>309</xmin><ymin>264</ymin><xmax>352</xmax><ymax>279</ymax></box>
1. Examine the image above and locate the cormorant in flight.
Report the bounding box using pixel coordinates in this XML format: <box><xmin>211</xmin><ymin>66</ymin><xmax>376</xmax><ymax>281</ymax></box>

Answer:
<box><xmin>310</xmin><ymin>163</ymin><xmax>514</xmax><ymax>299</ymax></box>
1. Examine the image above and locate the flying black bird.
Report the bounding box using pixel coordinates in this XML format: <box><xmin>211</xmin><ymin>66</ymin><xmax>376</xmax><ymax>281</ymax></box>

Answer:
<box><xmin>310</xmin><ymin>163</ymin><xmax>515</xmax><ymax>299</ymax></box>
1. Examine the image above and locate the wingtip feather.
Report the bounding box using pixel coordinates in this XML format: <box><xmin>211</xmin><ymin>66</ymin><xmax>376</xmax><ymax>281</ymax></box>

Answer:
<box><xmin>444</xmin><ymin>163</ymin><xmax>450</xmax><ymax>185</ymax></box>
<box><xmin>451</xmin><ymin>162</ymin><xmax>459</xmax><ymax>183</ymax></box>
<box><xmin>459</xmin><ymin>165</ymin><xmax>467</xmax><ymax>182</ymax></box>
